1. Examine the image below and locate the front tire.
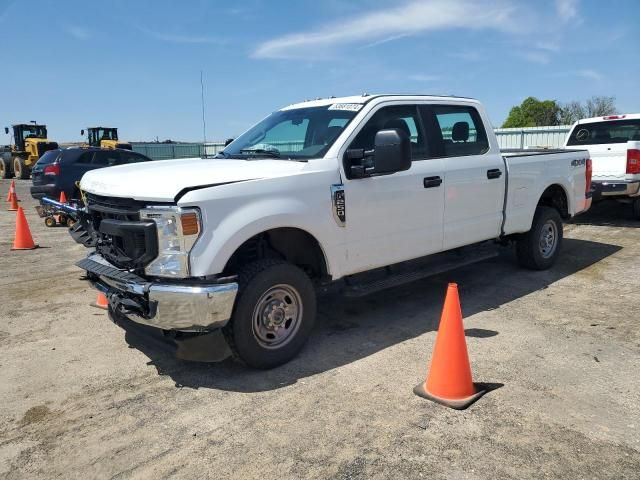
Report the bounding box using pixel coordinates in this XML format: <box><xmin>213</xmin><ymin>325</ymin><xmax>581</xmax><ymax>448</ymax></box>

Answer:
<box><xmin>224</xmin><ymin>259</ymin><xmax>316</xmax><ymax>369</ymax></box>
<box><xmin>13</xmin><ymin>157</ymin><xmax>30</xmax><ymax>180</ymax></box>
<box><xmin>516</xmin><ymin>206</ymin><xmax>563</xmax><ymax>270</ymax></box>
<box><xmin>0</xmin><ymin>157</ymin><xmax>13</xmax><ymax>179</ymax></box>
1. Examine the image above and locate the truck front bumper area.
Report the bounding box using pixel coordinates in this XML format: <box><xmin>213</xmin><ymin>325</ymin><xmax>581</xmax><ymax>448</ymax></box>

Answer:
<box><xmin>77</xmin><ymin>254</ymin><xmax>238</xmax><ymax>332</ymax></box>
<box><xmin>592</xmin><ymin>180</ymin><xmax>640</xmax><ymax>199</ymax></box>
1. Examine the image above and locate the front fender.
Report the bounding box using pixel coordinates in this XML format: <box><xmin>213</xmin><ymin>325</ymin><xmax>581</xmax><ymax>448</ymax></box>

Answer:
<box><xmin>186</xmin><ymin>195</ymin><xmax>344</xmax><ymax>279</ymax></box>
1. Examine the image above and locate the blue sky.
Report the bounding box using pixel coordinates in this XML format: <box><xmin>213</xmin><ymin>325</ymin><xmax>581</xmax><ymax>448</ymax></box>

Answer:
<box><xmin>1</xmin><ymin>0</ymin><xmax>637</xmax><ymax>142</ymax></box>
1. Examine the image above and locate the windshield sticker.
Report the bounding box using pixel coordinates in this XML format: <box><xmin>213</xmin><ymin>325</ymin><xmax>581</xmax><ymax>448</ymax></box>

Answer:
<box><xmin>328</xmin><ymin>103</ymin><xmax>363</xmax><ymax>112</ymax></box>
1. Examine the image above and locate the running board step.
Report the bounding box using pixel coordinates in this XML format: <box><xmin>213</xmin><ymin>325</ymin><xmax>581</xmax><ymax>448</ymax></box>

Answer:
<box><xmin>342</xmin><ymin>244</ymin><xmax>500</xmax><ymax>298</ymax></box>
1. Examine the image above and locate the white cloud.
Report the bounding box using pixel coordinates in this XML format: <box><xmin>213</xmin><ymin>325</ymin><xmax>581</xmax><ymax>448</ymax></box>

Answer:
<box><xmin>576</xmin><ymin>69</ymin><xmax>603</xmax><ymax>81</ymax></box>
<box><xmin>521</xmin><ymin>51</ymin><xmax>550</xmax><ymax>64</ymax></box>
<box><xmin>555</xmin><ymin>0</ymin><xmax>579</xmax><ymax>22</ymax></box>
<box><xmin>253</xmin><ymin>0</ymin><xmax>519</xmax><ymax>59</ymax></box>
<box><xmin>138</xmin><ymin>27</ymin><xmax>225</xmax><ymax>45</ymax></box>
<box><xmin>65</xmin><ymin>25</ymin><xmax>91</xmax><ymax>40</ymax></box>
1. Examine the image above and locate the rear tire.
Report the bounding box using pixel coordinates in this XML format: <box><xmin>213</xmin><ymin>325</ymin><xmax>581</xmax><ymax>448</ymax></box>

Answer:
<box><xmin>13</xmin><ymin>157</ymin><xmax>30</xmax><ymax>180</ymax></box>
<box><xmin>516</xmin><ymin>206</ymin><xmax>563</xmax><ymax>270</ymax></box>
<box><xmin>632</xmin><ymin>198</ymin><xmax>640</xmax><ymax>220</ymax></box>
<box><xmin>223</xmin><ymin>259</ymin><xmax>316</xmax><ymax>369</ymax></box>
<box><xmin>0</xmin><ymin>157</ymin><xmax>12</xmax><ymax>179</ymax></box>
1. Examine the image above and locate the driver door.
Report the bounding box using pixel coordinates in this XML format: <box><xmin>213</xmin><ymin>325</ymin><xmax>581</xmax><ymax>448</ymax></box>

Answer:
<box><xmin>340</xmin><ymin>104</ymin><xmax>445</xmax><ymax>275</ymax></box>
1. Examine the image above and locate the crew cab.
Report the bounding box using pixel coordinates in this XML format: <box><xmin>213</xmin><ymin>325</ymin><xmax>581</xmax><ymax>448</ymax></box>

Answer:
<box><xmin>72</xmin><ymin>95</ymin><xmax>592</xmax><ymax>368</ymax></box>
<box><xmin>564</xmin><ymin>114</ymin><xmax>640</xmax><ymax>218</ymax></box>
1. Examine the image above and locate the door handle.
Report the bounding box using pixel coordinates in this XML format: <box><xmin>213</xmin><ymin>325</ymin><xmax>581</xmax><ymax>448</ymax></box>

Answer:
<box><xmin>423</xmin><ymin>176</ymin><xmax>442</xmax><ymax>188</ymax></box>
<box><xmin>487</xmin><ymin>169</ymin><xmax>502</xmax><ymax>179</ymax></box>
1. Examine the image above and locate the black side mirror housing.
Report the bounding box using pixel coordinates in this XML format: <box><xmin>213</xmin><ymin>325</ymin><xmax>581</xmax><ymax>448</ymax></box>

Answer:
<box><xmin>4</xmin><ymin>127</ymin><xmax>8</xmax><ymax>135</ymax></box>
<box><xmin>224</xmin><ymin>138</ymin><xmax>234</xmax><ymax>147</ymax></box>
<box><xmin>81</xmin><ymin>129</ymin><xmax>85</xmax><ymax>136</ymax></box>
<box><xmin>370</xmin><ymin>128</ymin><xmax>411</xmax><ymax>175</ymax></box>
<box><xmin>345</xmin><ymin>129</ymin><xmax>411</xmax><ymax>178</ymax></box>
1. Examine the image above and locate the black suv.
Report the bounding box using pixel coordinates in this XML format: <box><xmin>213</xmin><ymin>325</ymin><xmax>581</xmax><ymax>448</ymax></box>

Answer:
<box><xmin>31</xmin><ymin>148</ymin><xmax>152</xmax><ymax>201</ymax></box>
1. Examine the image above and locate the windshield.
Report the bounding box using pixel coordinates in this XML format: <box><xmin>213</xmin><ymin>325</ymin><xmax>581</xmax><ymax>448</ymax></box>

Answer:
<box><xmin>567</xmin><ymin>119</ymin><xmax>640</xmax><ymax>146</ymax></box>
<box><xmin>222</xmin><ymin>105</ymin><xmax>359</xmax><ymax>159</ymax></box>
<box><xmin>22</xmin><ymin>126</ymin><xmax>46</xmax><ymax>139</ymax></box>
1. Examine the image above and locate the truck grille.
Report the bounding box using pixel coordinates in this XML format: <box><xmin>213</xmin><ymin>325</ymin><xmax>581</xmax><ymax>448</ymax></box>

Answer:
<box><xmin>37</xmin><ymin>142</ymin><xmax>59</xmax><ymax>157</ymax></box>
<box><xmin>85</xmin><ymin>194</ymin><xmax>165</xmax><ymax>269</ymax></box>
<box><xmin>86</xmin><ymin>193</ymin><xmax>147</xmax><ymax>221</ymax></box>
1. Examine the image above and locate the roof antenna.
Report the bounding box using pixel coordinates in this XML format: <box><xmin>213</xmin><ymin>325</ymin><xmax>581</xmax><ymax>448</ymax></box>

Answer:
<box><xmin>200</xmin><ymin>70</ymin><xmax>207</xmax><ymax>146</ymax></box>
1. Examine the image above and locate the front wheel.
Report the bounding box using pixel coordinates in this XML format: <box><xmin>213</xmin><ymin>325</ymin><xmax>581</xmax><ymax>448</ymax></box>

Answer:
<box><xmin>224</xmin><ymin>259</ymin><xmax>316</xmax><ymax>369</ymax></box>
<box><xmin>516</xmin><ymin>206</ymin><xmax>563</xmax><ymax>270</ymax></box>
<box><xmin>13</xmin><ymin>157</ymin><xmax>30</xmax><ymax>180</ymax></box>
<box><xmin>0</xmin><ymin>157</ymin><xmax>13</xmax><ymax>179</ymax></box>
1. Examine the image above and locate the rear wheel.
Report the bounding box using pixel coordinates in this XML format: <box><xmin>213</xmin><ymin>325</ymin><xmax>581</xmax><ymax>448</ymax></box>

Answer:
<box><xmin>516</xmin><ymin>206</ymin><xmax>563</xmax><ymax>270</ymax></box>
<box><xmin>223</xmin><ymin>259</ymin><xmax>316</xmax><ymax>369</ymax></box>
<box><xmin>13</xmin><ymin>157</ymin><xmax>30</xmax><ymax>180</ymax></box>
<box><xmin>0</xmin><ymin>157</ymin><xmax>12</xmax><ymax>179</ymax></box>
<box><xmin>632</xmin><ymin>198</ymin><xmax>640</xmax><ymax>220</ymax></box>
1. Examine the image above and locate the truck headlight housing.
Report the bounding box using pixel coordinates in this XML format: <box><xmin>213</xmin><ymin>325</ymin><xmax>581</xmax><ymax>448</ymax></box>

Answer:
<box><xmin>140</xmin><ymin>206</ymin><xmax>201</xmax><ymax>278</ymax></box>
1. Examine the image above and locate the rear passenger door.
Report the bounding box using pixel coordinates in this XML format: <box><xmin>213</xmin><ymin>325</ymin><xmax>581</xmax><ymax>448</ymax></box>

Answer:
<box><xmin>421</xmin><ymin>104</ymin><xmax>505</xmax><ymax>249</ymax></box>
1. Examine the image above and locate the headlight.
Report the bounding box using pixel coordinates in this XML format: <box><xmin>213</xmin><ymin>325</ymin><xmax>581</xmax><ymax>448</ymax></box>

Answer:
<box><xmin>140</xmin><ymin>206</ymin><xmax>201</xmax><ymax>278</ymax></box>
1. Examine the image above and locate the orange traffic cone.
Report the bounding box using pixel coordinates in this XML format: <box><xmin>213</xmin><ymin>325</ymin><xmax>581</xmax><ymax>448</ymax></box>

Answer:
<box><xmin>8</xmin><ymin>192</ymin><xmax>19</xmax><ymax>211</ymax></box>
<box><xmin>6</xmin><ymin>179</ymin><xmax>15</xmax><ymax>201</ymax></box>
<box><xmin>59</xmin><ymin>191</ymin><xmax>68</xmax><ymax>204</ymax></box>
<box><xmin>414</xmin><ymin>283</ymin><xmax>487</xmax><ymax>409</ymax></box>
<box><xmin>91</xmin><ymin>292</ymin><xmax>109</xmax><ymax>310</ymax></box>
<box><xmin>11</xmin><ymin>207</ymin><xmax>38</xmax><ymax>250</ymax></box>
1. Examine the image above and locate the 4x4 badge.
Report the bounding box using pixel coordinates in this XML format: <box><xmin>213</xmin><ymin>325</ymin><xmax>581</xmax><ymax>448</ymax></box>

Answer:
<box><xmin>330</xmin><ymin>185</ymin><xmax>346</xmax><ymax>226</ymax></box>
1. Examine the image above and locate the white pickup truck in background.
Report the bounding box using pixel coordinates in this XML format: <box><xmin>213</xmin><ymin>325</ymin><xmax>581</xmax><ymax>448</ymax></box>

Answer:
<box><xmin>565</xmin><ymin>114</ymin><xmax>640</xmax><ymax>218</ymax></box>
<box><xmin>72</xmin><ymin>94</ymin><xmax>592</xmax><ymax>368</ymax></box>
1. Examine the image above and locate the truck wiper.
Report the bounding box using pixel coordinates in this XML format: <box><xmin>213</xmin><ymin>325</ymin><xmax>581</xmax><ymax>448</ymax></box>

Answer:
<box><xmin>239</xmin><ymin>148</ymin><xmax>281</xmax><ymax>158</ymax></box>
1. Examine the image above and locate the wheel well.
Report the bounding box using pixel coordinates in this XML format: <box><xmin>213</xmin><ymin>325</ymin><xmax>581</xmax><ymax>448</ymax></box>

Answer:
<box><xmin>223</xmin><ymin>228</ymin><xmax>329</xmax><ymax>281</ymax></box>
<box><xmin>538</xmin><ymin>184</ymin><xmax>569</xmax><ymax>219</ymax></box>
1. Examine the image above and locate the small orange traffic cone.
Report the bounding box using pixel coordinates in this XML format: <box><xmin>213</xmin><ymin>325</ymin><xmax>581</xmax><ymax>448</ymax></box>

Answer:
<box><xmin>11</xmin><ymin>207</ymin><xmax>38</xmax><ymax>250</ymax></box>
<box><xmin>414</xmin><ymin>283</ymin><xmax>487</xmax><ymax>409</ymax></box>
<box><xmin>8</xmin><ymin>192</ymin><xmax>19</xmax><ymax>211</ymax></box>
<box><xmin>6</xmin><ymin>179</ymin><xmax>15</xmax><ymax>201</ymax></box>
<box><xmin>91</xmin><ymin>292</ymin><xmax>109</xmax><ymax>310</ymax></box>
<box><xmin>59</xmin><ymin>191</ymin><xmax>68</xmax><ymax>204</ymax></box>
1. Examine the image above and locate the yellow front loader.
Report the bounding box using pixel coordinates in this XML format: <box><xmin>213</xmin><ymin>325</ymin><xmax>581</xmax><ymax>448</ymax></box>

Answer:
<box><xmin>1</xmin><ymin>124</ymin><xmax>59</xmax><ymax>179</ymax></box>
<box><xmin>82</xmin><ymin>127</ymin><xmax>131</xmax><ymax>150</ymax></box>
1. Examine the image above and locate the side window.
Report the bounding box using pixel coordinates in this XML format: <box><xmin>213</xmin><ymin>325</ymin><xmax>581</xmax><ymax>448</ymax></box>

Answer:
<box><xmin>92</xmin><ymin>151</ymin><xmax>121</xmax><ymax>167</ymax></box>
<box><xmin>349</xmin><ymin>105</ymin><xmax>427</xmax><ymax>159</ymax></box>
<box><xmin>75</xmin><ymin>152</ymin><xmax>94</xmax><ymax>164</ymax></box>
<box><xmin>428</xmin><ymin>105</ymin><xmax>489</xmax><ymax>157</ymax></box>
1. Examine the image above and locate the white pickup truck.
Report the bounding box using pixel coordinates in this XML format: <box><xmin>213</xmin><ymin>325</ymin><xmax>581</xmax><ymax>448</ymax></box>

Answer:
<box><xmin>564</xmin><ymin>114</ymin><xmax>640</xmax><ymax>218</ymax></box>
<box><xmin>72</xmin><ymin>94</ymin><xmax>592</xmax><ymax>368</ymax></box>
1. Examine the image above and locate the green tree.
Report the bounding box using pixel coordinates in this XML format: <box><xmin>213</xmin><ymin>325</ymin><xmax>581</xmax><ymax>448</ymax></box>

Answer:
<box><xmin>502</xmin><ymin>97</ymin><xmax>561</xmax><ymax>128</ymax></box>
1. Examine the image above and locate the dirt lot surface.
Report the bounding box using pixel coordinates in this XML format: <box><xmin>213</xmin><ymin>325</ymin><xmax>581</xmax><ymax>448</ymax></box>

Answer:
<box><xmin>1</xmin><ymin>179</ymin><xmax>639</xmax><ymax>479</ymax></box>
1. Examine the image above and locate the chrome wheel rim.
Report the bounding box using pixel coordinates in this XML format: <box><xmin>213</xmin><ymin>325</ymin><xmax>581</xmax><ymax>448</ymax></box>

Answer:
<box><xmin>539</xmin><ymin>220</ymin><xmax>558</xmax><ymax>258</ymax></box>
<box><xmin>252</xmin><ymin>284</ymin><xmax>303</xmax><ymax>349</ymax></box>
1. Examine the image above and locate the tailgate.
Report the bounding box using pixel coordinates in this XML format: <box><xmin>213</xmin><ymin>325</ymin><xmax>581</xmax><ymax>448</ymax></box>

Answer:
<box><xmin>588</xmin><ymin>143</ymin><xmax>628</xmax><ymax>180</ymax></box>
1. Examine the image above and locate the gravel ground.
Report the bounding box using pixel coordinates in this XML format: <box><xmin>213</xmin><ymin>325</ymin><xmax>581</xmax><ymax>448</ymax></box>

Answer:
<box><xmin>1</xmin><ymin>179</ymin><xmax>639</xmax><ymax>479</ymax></box>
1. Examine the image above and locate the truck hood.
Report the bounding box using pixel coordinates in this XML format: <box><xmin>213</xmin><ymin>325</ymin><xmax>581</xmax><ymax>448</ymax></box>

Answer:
<box><xmin>80</xmin><ymin>157</ymin><xmax>309</xmax><ymax>201</ymax></box>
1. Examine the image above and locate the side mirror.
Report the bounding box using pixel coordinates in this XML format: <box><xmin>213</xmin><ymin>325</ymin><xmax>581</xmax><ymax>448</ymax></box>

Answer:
<box><xmin>4</xmin><ymin>127</ymin><xmax>8</xmax><ymax>135</ymax></box>
<box><xmin>81</xmin><ymin>129</ymin><xmax>85</xmax><ymax>136</ymax></box>
<box><xmin>372</xmin><ymin>129</ymin><xmax>411</xmax><ymax>174</ymax></box>
<box><xmin>224</xmin><ymin>138</ymin><xmax>234</xmax><ymax>146</ymax></box>
<box><xmin>346</xmin><ymin>128</ymin><xmax>411</xmax><ymax>178</ymax></box>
